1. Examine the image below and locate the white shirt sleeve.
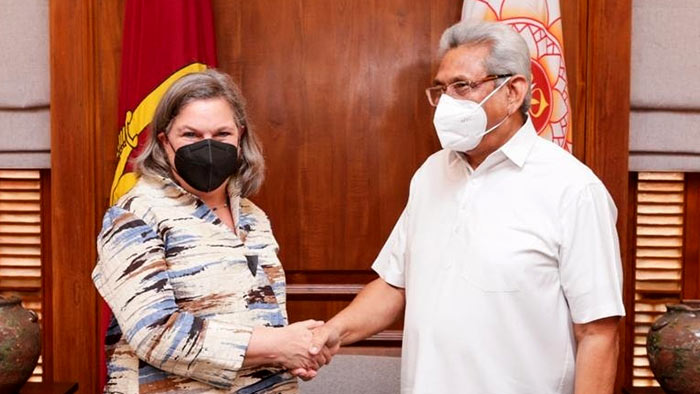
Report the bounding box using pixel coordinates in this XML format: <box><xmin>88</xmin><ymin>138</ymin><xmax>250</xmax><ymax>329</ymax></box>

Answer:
<box><xmin>559</xmin><ymin>182</ymin><xmax>626</xmax><ymax>324</ymax></box>
<box><xmin>372</xmin><ymin>207</ymin><xmax>409</xmax><ymax>288</ymax></box>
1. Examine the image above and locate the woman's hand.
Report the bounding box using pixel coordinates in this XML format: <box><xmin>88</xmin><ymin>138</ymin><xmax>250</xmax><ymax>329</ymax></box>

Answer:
<box><xmin>272</xmin><ymin>319</ymin><xmax>327</xmax><ymax>371</ymax></box>
<box><xmin>244</xmin><ymin>319</ymin><xmax>332</xmax><ymax>373</ymax></box>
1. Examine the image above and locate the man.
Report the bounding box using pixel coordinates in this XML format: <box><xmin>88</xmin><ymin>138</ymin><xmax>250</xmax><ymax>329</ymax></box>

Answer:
<box><xmin>307</xmin><ymin>21</ymin><xmax>625</xmax><ymax>394</ymax></box>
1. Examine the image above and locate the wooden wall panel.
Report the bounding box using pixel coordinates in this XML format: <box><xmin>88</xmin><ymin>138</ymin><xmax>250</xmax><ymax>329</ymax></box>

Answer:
<box><xmin>585</xmin><ymin>0</ymin><xmax>632</xmax><ymax>203</ymax></box>
<box><xmin>49</xmin><ymin>0</ymin><xmax>99</xmax><ymax>390</ymax></box>
<box><xmin>215</xmin><ymin>1</ymin><xmax>455</xmax><ymax>274</ymax></box>
<box><xmin>584</xmin><ymin>0</ymin><xmax>632</xmax><ymax>390</ymax></box>
<box><xmin>561</xmin><ymin>0</ymin><xmax>588</xmax><ymax>161</ymax></box>
<box><xmin>50</xmin><ymin>1</ymin><xmax>123</xmax><ymax>391</ymax></box>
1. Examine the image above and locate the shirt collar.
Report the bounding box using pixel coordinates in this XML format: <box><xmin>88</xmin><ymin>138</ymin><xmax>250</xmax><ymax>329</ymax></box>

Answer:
<box><xmin>498</xmin><ymin>117</ymin><xmax>538</xmax><ymax>168</ymax></box>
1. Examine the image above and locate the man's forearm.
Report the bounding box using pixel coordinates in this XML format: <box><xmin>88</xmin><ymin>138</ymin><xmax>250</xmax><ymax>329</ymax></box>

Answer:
<box><xmin>574</xmin><ymin>318</ymin><xmax>620</xmax><ymax>394</ymax></box>
<box><xmin>325</xmin><ymin>278</ymin><xmax>405</xmax><ymax>345</ymax></box>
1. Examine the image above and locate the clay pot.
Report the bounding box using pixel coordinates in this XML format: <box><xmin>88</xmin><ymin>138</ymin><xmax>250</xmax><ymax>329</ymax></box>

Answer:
<box><xmin>0</xmin><ymin>296</ymin><xmax>41</xmax><ymax>393</ymax></box>
<box><xmin>647</xmin><ymin>301</ymin><xmax>700</xmax><ymax>394</ymax></box>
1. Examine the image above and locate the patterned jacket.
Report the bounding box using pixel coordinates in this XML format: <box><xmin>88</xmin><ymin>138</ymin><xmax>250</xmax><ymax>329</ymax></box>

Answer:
<box><xmin>92</xmin><ymin>175</ymin><xmax>298</xmax><ymax>393</ymax></box>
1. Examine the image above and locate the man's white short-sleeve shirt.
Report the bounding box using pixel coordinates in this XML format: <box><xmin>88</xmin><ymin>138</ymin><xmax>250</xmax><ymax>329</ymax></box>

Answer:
<box><xmin>372</xmin><ymin>119</ymin><xmax>625</xmax><ymax>394</ymax></box>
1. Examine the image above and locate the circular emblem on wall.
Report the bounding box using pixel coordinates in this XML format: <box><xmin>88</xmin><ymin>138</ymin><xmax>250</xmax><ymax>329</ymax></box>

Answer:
<box><xmin>506</xmin><ymin>17</ymin><xmax>572</xmax><ymax>152</ymax></box>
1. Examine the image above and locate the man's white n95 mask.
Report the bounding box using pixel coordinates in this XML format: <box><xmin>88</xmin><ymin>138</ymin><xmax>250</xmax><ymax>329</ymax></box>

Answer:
<box><xmin>432</xmin><ymin>76</ymin><xmax>512</xmax><ymax>152</ymax></box>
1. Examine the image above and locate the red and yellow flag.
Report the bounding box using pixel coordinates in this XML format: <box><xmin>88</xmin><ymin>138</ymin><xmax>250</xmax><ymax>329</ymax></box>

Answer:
<box><xmin>110</xmin><ymin>0</ymin><xmax>218</xmax><ymax>204</ymax></box>
<box><xmin>101</xmin><ymin>0</ymin><xmax>217</xmax><ymax>387</ymax></box>
<box><xmin>462</xmin><ymin>0</ymin><xmax>572</xmax><ymax>152</ymax></box>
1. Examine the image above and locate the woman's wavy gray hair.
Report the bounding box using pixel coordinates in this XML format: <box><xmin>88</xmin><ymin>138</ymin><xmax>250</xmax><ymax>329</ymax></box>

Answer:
<box><xmin>439</xmin><ymin>21</ymin><xmax>532</xmax><ymax>118</ymax></box>
<box><xmin>135</xmin><ymin>68</ymin><xmax>264</xmax><ymax>197</ymax></box>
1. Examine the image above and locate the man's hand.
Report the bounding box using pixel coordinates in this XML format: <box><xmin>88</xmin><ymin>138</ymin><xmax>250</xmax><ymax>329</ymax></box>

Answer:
<box><xmin>310</xmin><ymin>323</ymin><xmax>341</xmax><ymax>355</ymax></box>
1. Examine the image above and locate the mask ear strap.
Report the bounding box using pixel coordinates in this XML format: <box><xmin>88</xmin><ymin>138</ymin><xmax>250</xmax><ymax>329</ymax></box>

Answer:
<box><xmin>477</xmin><ymin>76</ymin><xmax>512</xmax><ymax>107</ymax></box>
<box><xmin>483</xmin><ymin>110</ymin><xmax>511</xmax><ymax>135</ymax></box>
<box><xmin>481</xmin><ymin>78</ymin><xmax>515</xmax><ymax>136</ymax></box>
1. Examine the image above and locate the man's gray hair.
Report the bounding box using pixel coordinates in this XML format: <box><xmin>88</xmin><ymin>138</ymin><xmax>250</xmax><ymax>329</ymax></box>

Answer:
<box><xmin>135</xmin><ymin>69</ymin><xmax>264</xmax><ymax>198</ymax></box>
<box><xmin>439</xmin><ymin>21</ymin><xmax>532</xmax><ymax>117</ymax></box>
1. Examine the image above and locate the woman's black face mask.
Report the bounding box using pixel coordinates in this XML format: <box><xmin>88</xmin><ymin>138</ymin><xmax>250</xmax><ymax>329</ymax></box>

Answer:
<box><xmin>168</xmin><ymin>138</ymin><xmax>240</xmax><ymax>192</ymax></box>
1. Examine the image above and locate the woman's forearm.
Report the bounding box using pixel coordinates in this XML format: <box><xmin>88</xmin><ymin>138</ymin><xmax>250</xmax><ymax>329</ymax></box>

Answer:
<box><xmin>242</xmin><ymin>326</ymin><xmax>281</xmax><ymax>367</ymax></box>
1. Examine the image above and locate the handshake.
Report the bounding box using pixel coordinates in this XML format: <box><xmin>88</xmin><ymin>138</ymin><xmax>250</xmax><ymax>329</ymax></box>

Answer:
<box><xmin>251</xmin><ymin>319</ymin><xmax>342</xmax><ymax>380</ymax></box>
<box><xmin>284</xmin><ymin>320</ymin><xmax>341</xmax><ymax>380</ymax></box>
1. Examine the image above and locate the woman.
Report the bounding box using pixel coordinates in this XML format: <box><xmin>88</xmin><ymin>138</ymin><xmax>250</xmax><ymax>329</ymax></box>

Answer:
<box><xmin>92</xmin><ymin>69</ymin><xmax>329</xmax><ymax>393</ymax></box>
